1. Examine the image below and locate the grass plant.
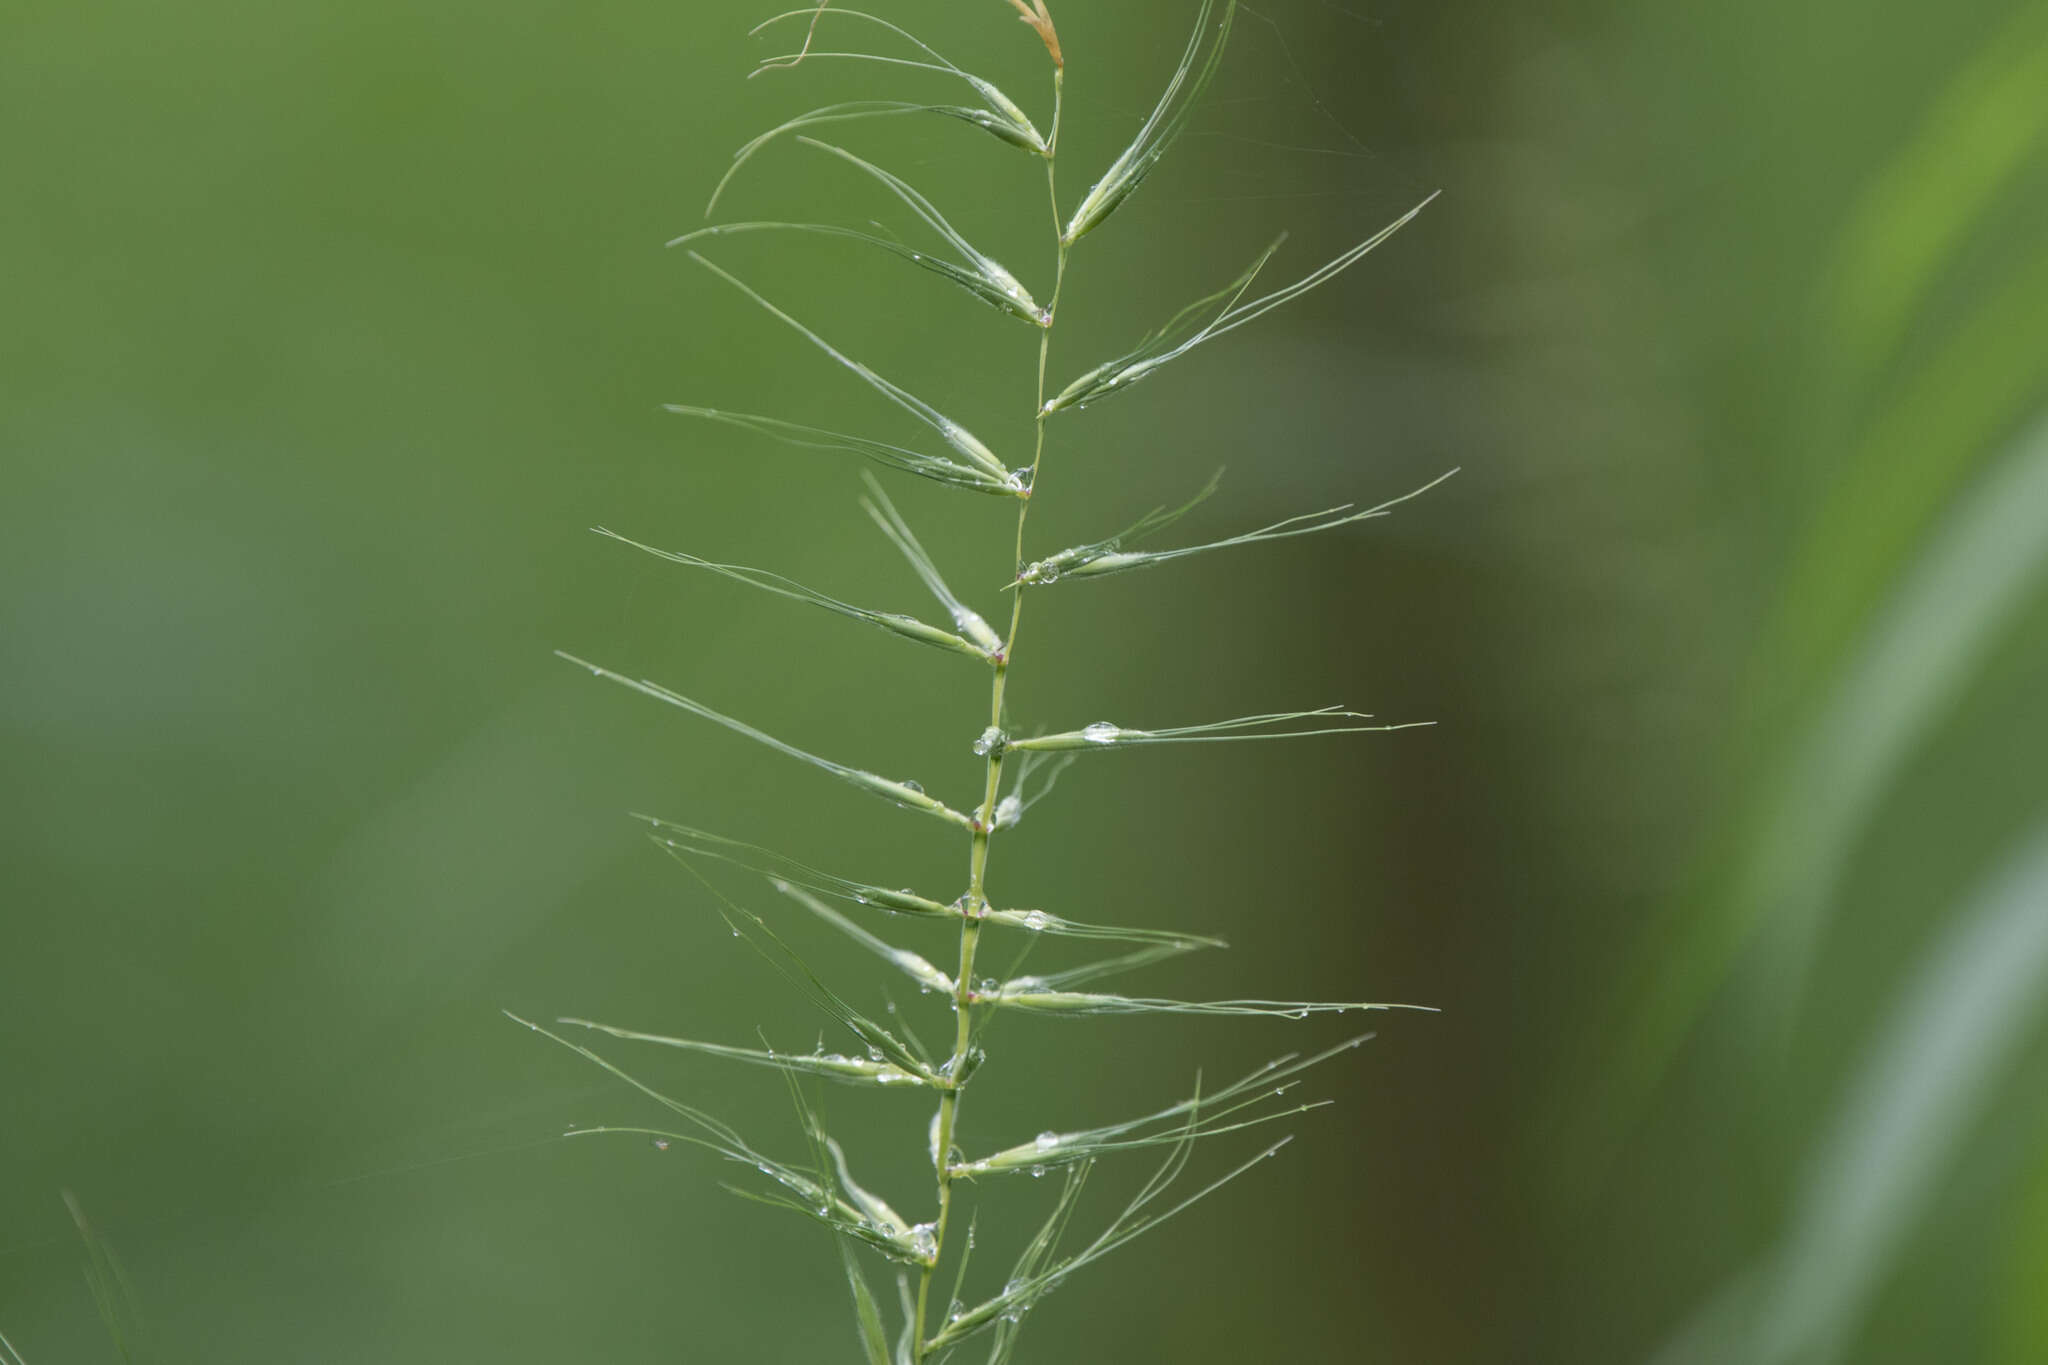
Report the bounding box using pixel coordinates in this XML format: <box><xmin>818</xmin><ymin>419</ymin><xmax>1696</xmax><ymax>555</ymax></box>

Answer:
<box><xmin>529</xmin><ymin>3</ymin><xmax>1443</xmax><ymax>1358</ymax></box>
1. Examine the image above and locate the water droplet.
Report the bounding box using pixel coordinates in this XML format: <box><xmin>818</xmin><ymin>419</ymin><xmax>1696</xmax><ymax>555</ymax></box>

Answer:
<box><xmin>993</xmin><ymin>794</ymin><xmax>1023</xmax><ymax>828</ymax></box>
<box><xmin>909</xmin><ymin>1222</ymin><xmax>938</xmax><ymax>1260</ymax></box>
<box><xmin>900</xmin><ymin>779</ymin><xmax>926</xmax><ymax>796</ymax></box>
<box><xmin>972</xmin><ymin>725</ymin><xmax>1006</xmax><ymax>757</ymax></box>
<box><xmin>1035</xmin><ymin>1131</ymin><xmax>1060</xmax><ymax>1153</ymax></box>
<box><xmin>1022</xmin><ymin>910</ymin><xmax>1049</xmax><ymax>932</ymax></box>
<box><xmin>1081</xmin><ymin>721</ymin><xmax>1121</xmax><ymax>744</ymax></box>
<box><xmin>1029</xmin><ymin>1164</ymin><xmax>1046</xmax><ymax>1179</ymax></box>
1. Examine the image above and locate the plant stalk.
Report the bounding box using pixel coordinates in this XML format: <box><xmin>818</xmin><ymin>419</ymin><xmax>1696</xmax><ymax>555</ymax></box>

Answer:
<box><xmin>913</xmin><ymin>63</ymin><xmax>1065</xmax><ymax>1365</ymax></box>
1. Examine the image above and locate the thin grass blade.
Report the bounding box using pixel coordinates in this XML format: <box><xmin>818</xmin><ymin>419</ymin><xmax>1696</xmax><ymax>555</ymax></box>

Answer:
<box><xmin>592</xmin><ymin>526</ymin><xmax>992</xmax><ymax>661</ymax></box>
<box><xmin>671</xmin><ymin>219</ymin><xmax>1043</xmax><ymax>325</ymax></box>
<box><xmin>708</xmin><ymin>101</ymin><xmax>1042</xmax><ymax>218</ymax></box>
<box><xmin>981</xmin><ymin>904</ymin><xmax>1227</xmax><ymax>951</ymax></box>
<box><xmin>63</xmin><ymin>1193</ymin><xmax>149</xmax><ymax>1365</ymax></box>
<box><xmin>637</xmin><ymin>817</ymin><xmax>959</xmax><ymax>919</ymax></box>
<box><xmin>559</xmin><ymin>654</ymin><xmax>972</xmax><ymax>828</ymax></box>
<box><xmin>664</xmin><ymin>404</ymin><xmax>1019</xmax><ymax>496</ymax></box>
<box><xmin>1063</xmin><ymin>0</ymin><xmax>1235</xmax><ymax>242</ymax></box>
<box><xmin>514</xmin><ymin>1013</ymin><xmax>929</xmax><ymax>1256</ymax></box>
<box><xmin>794</xmin><ymin>138</ymin><xmax>1043</xmax><ymax>324</ymax></box>
<box><xmin>663</xmin><ymin>854</ymin><xmax>940</xmax><ymax>1084</ymax></box>
<box><xmin>1047</xmin><ymin>236</ymin><xmax>1282</xmax><ymax>412</ymax></box>
<box><xmin>1008</xmin><ymin>469</ymin><xmax>1224</xmax><ymax>585</ymax></box>
<box><xmin>978</xmin><ymin>985</ymin><xmax>1427</xmax><ymax>1019</ymax></box>
<box><xmin>861</xmin><ymin>473</ymin><xmax>1005</xmax><ymax>654</ymax></box>
<box><xmin>1015</xmin><ymin>469</ymin><xmax>1457</xmax><ymax>585</ymax></box>
<box><xmin>1008</xmin><ymin>708</ymin><xmax>1431</xmax><ymax>751</ymax></box>
<box><xmin>747</xmin><ymin>8</ymin><xmax>1045</xmax><ymax>153</ymax></box>
<box><xmin>635</xmin><ymin>816</ymin><xmax>1219</xmax><ymax>950</ymax></box>
<box><xmin>989</xmin><ymin>749</ymin><xmax>1075</xmax><ymax>830</ymax></box>
<box><xmin>839</xmin><ymin>1235</ymin><xmax>894</xmax><ymax>1365</ymax></box>
<box><xmin>776</xmin><ymin>880</ymin><xmax>955</xmax><ymax>993</ymax></box>
<box><xmin>1026</xmin><ymin>942</ymin><xmax>1210</xmax><ymax>991</ymax></box>
<box><xmin>692</xmin><ymin>253</ymin><xmax>1021</xmax><ymax>488</ymax></box>
<box><xmin>1050</xmin><ymin>194</ymin><xmax>1437</xmax><ymax>411</ymax></box>
<box><xmin>557</xmin><ymin>1017</ymin><xmax>929</xmax><ymax>1087</ymax></box>
<box><xmin>955</xmin><ymin>1036</ymin><xmax>1369</xmax><ymax>1178</ymax></box>
<box><xmin>935</xmin><ymin>1102</ymin><xmax>1300</xmax><ymax>1351</ymax></box>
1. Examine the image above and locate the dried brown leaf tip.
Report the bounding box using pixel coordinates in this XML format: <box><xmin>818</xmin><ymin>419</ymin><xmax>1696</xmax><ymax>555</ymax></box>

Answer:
<box><xmin>1004</xmin><ymin>0</ymin><xmax>1063</xmax><ymax>68</ymax></box>
<box><xmin>759</xmin><ymin>1</ymin><xmax>832</xmax><ymax>70</ymax></box>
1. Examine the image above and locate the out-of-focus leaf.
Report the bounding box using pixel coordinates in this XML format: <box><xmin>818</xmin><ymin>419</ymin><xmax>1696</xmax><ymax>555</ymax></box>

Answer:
<box><xmin>1820</xmin><ymin>5</ymin><xmax>2048</xmax><ymax>394</ymax></box>
<box><xmin>1620</xmin><ymin>407</ymin><xmax>2048</xmax><ymax>1110</ymax></box>
<box><xmin>1652</xmin><ymin>820</ymin><xmax>2048</xmax><ymax>1365</ymax></box>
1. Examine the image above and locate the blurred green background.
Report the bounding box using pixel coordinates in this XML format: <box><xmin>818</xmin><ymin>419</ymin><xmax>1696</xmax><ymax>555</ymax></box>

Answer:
<box><xmin>5</xmin><ymin>0</ymin><xmax>2046</xmax><ymax>1360</ymax></box>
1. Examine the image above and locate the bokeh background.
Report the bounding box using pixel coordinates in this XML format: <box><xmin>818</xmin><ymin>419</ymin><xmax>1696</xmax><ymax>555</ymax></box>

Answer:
<box><xmin>5</xmin><ymin>0</ymin><xmax>2046</xmax><ymax>1360</ymax></box>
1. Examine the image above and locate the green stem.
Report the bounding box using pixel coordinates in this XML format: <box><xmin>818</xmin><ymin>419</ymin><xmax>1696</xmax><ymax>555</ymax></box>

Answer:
<box><xmin>912</xmin><ymin>63</ymin><xmax>1065</xmax><ymax>1365</ymax></box>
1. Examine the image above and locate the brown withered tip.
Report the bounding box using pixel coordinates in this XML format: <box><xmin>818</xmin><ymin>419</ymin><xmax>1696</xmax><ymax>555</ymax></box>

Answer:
<box><xmin>1004</xmin><ymin>0</ymin><xmax>1064</xmax><ymax>68</ymax></box>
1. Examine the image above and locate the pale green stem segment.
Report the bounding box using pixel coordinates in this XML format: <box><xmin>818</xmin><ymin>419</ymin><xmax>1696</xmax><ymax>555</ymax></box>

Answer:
<box><xmin>912</xmin><ymin>59</ymin><xmax>1065</xmax><ymax>1365</ymax></box>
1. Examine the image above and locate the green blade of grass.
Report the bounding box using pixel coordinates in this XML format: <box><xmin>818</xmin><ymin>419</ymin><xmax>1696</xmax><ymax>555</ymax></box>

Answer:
<box><xmin>839</xmin><ymin>1235</ymin><xmax>895</xmax><ymax>1365</ymax></box>
<box><xmin>977</xmin><ymin>985</ymin><xmax>1428</xmax><ymax>1019</ymax></box>
<box><xmin>1008</xmin><ymin>469</ymin><xmax>1224</xmax><ymax>585</ymax></box>
<box><xmin>515</xmin><ymin>1014</ymin><xmax>929</xmax><ymax>1258</ymax></box>
<box><xmin>663</xmin><ymin>854</ymin><xmax>940</xmax><ymax>1084</ymax></box>
<box><xmin>691</xmin><ymin>254</ymin><xmax>1019</xmax><ymax>487</ymax></box>
<box><xmin>860</xmin><ymin>473</ymin><xmax>1005</xmax><ymax>654</ymax></box>
<box><xmin>747</xmin><ymin>8</ymin><xmax>1045</xmax><ymax>154</ymax></box>
<box><xmin>776</xmin><ymin>880</ymin><xmax>956</xmax><ymax>994</ymax></box>
<box><xmin>1024</xmin><ymin>942</ymin><xmax>1210</xmax><ymax>991</ymax></box>
<box><xmin>1014</xmin><ymin>470</ymin><xmax>1455</xmax><ymax>586</ymax></box>
<box><xmin>636</xmin><ymin>818</ymin><xmax>959</xmax><ymax>919</ymax></box>
<box><xmin>954</xmin><ymin>1036</ymin><xmax>1368</xmax><ymax>1178</ymax></box>
<box><xmin>1007</xmin><ymin>707</ymin><xmax>1431</xmax><ymax>751</ymax></box>
<box><xmin>989</xmin><ymin>749</ymin><xmax>1076</xmax><ymax>830</ymax></box>
<box><xmin>558</xmin><ymin>654</ymin><xmax>974</xmax><ymax>828</ymax></box>
<box><xmin>979</xmin><ymin>904</ymin><xmax>1227</xmax><ymax>951</ymax></box>
<box><xmin>795</xmin><ymin>138</ymin><xmax>1043</xmax><ymax>324</ymax></box>
<box><xmin>663</xmin><ymin>404</ymin><xmax>1020</xmax><ymax>496</ymax></box>
<box><xmin>1050</xmin><ymin>195</ymin><xmax>1436</xmax><ymax>412</ymax></box>
<box><xmin>707</xmin><ymin>101</ymin><xmax>1040</xmax><ymax>218</ymax></box>
<box><xmin>591</xmin><ymin>526</ymin><xmax>994</xmax><ymax>661</ymax></box>
<box><xmin>1047</xmin><ymin>236</ymin><xmax>1282</xmax><ymax>411</ymax></box>
<box><xmin>1063</xmin><ymin>0</ymin><xmax>1236</xmax><ymax>242</ymax></box>
<box><xmin>557</xmin><ymin>1018</ymin><xmax>931</xmax><ymax>1088</ymax></box>
<box><xmin>670</xmin><ymin>219</ymin><xmax>1043</xmax><ymax>325</ymax></box>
